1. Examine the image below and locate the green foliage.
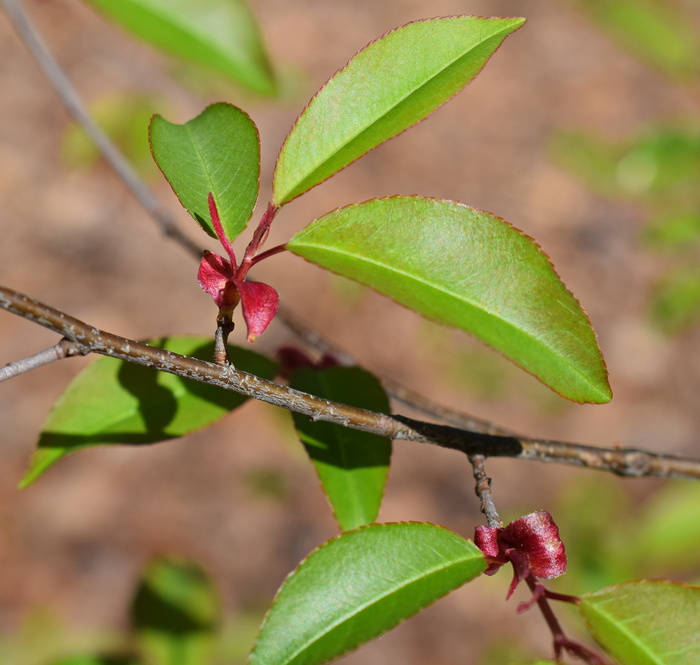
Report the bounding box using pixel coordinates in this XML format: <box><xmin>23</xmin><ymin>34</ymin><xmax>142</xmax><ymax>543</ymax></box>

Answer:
<box><xmin>569</xmin><ymin>0</ymin><xmax>700</xmax><ymax>80</ymax></box>
<box><xmin>289</xmin><ymin>366</ymin><xmax>392</xmax><ymax>531</ymax></box>
<box><xmin>250</xmin><ymin>523</ymin><xmax>486</xmax><ymax>665</ymax></box>
<box><xmin>580</xmin><ymin>581</ymin><xmax>700</xmax><ymax>664</ymax></box>
<box><xmin>82</xmin><ymin>0</ymin><xmax>277</xmax><ymax>95</ymax></box>
<box><xmin>62</xmin><ymin>94</ymin><xmax>163</xmax><ymax>179</ymax></box>
<box><xmin>288</xmin><ymin>196</ymin><xmax>611</xmax><ymax>403</ymax></box>
<box><xmin>131</xmin><ymin>557</ymin><xmax>219</xmax><ymax>665</ymax></box>
<box><xmin>21</xmin><ymin>338</ymin><xmax>277</xmax><ymax>487</ymax></box>
<box><xmin>650</xmin><ymin>266</ymin><xmax>700</xmax><ymax>334</ymax></box>
<box><xmin>49</xmin><ymin>656</ymin><xmax>141</xmax><ymax>665</ymax></box>
<box><xmin>150</xmin><ymin>103</ymin><xmax>260</xmax><ymax>242</ymax></box>
<box><xmin>273</xmin><ymin>16</ymin><xmax>525</xmax><ymax>205</ymax></box>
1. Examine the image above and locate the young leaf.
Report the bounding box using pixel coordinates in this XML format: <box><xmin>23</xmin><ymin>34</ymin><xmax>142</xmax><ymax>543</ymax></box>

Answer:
<box><xmin>150</xmin><ymin>103</ymin><xmax>259</xmax><ymax>241</ymax></box>
<box><xmin>250</xmin><ymin>523</ymin><xmax>486</xmax><ymax>665</ymax></box>
<box><xmin>580</xmin><ymin>580</ymin><xmax>700</xmax><ymax>664</ymax></box>
<box><xmin>20</xmin><ymin>337</ymin><xmax>277</xmax><ymax>488</ymax></box>
<box><xmin>289</xmin><ymin>366</ymin><xmax>392</xmax><ymax>531</ymax></box>
<box><xmin>82</xmin><ymin>0</ymin><xmax>277</xmax><ymax>95</ymax></box>
<box><xmin>272</xmin><ymin>15</ymin><xmax>526</xmax><ymax>205</ymax></box>
<box><xmin>287</xmin><ymin>196</ymin><xmax>611</xmax><ymax>404</ymax></box>
<box><xmin>131</xmin><ymin>557</ymin><xmax>219</xmax><ymax>665</ymax></box>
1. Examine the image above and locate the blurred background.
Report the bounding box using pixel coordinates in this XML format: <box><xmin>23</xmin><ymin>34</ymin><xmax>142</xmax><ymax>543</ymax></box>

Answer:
<box><xmin>1</xmin><ymin>0</ymin><xmax>699</xmax><ymax>663</ymax></box>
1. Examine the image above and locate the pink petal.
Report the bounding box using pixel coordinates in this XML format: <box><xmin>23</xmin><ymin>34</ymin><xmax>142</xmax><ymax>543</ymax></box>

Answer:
<box><xmin>198</xmin><ymin>251</ymin><xmax>234</xmax><ymax>308</ymax></box>
<box><xmin>501</xmin><ymin>511</ymin><xmax>567</xmax><ymax>579</ymax></box>
<box><xmin>237</xmin><ymin>280</ymin><xmax>279</xmax><ymax>341</ymax></box>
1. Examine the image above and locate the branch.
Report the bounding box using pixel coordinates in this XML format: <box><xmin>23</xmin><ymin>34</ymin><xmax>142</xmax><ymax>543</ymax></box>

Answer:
<box><xmin>1</xmin><ymin>0</ymin><xmax>534</xmax><ymax>440</ymax></box>
<box><xmin>3</xmin><ymin>284</ymin><xmax>700</xmax><ymax>480</ymax></box>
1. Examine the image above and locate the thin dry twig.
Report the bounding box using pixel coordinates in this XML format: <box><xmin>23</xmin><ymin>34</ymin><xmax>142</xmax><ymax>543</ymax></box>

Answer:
<box><xmin>3</xmin><ymin>284</ymin><xmax>700</xmax><ymax>480</ymax></box>
<box><xmin>0</xmin><ymin>338</ymin><xmax>83</xmax><ymax>382</ymax></box>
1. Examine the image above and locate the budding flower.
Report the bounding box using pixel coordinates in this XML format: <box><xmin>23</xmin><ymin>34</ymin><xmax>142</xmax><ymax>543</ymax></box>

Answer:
<box><xmin>197</xmin><ymin>194</ymin><xmax>279</xmax><ymax>341</ymax></box>
<box><xmin>475</xmin><ymin>510</ymin><xmax>567</xmax><ymax>597</ymax></box>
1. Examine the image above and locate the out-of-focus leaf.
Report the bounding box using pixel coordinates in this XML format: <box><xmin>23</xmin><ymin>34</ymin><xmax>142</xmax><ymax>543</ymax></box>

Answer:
<box><xmin>150</xmin><ymin>103</ymin><xmax>259</xmax><ymax>241</ymax></box>
<box><xmin>633</xmin><ymin>483</ymin><xmax>700</xmax><ymax>573</ymax></box>
<box><xmin>250</xmin><ymin>523</ymin><xmax>486</xmax><ymax>665</ymax></box>
<box><xmin>273</xmin><ymin>15</ymin><xmax>525</xmax><ymax>205</ymax></box>
<box><xmin>20</xmin><ymin>337</ymin><xmax>277</xmax><ymax>488</ymax></box>
<box><xmin>49</xmin><ymin>655</ymin><xmax>141</xmax><ymax>665</ymax></box>
<box><xmin>549</xmin><ymin>131</ymin><xmax>621</xmax><ymax>198</ymax></box>
<box><xmin>650</xmin><ymin>266</ymin><xmax>700</xmax><ymax>334</ymax></box>
<box><xmin>149</xmin><ymin>102</ymin><xmax>260</xmax><ymax>240</ymax></box>
<box><xmin>131</xmin><ymin>557</ymin><xmax>219</xmax><ymax>665</ymax></box>
<box><xmin>580</xmin><ymin>581</ymin><xmax>700</xmax><ymax>664</ymax></box>
<box><xmin>645</xmin><ymin>212</ymin><xmax>700</xmax><ymax>249</ymax></box>
<box><xmin>571</xmin><ymin>0</ymin><xmax>700</xmax><ymax>80</ymax></box>
<box><xmin>616</xmin><ymin>128</ymin><xmax>700</xmax><ymax>196</ymax></box>
<box><xmin>82</xmin><ymin>0</ymin><xmax>276</xmax><ymax>95</ymax></box>
<box><xmin>62</xmin><ymin>94</ymin><xmax>164</xmax><ymax>179</ymax></box>
<box><xmin>287</xmin><ymin>196</ymin><xmax>611</xmax><ymax>404</ymax></box>
<box><xmin>289</xmin><ymin>366</ymin><xmax>391</xmax><ymax>531</ymax></box>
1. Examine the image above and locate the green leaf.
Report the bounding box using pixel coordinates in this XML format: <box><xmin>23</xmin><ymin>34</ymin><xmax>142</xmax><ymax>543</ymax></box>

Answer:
<box><xmin>250</xmin><ymin>523</ymin><xmax>486</xmax><ymax>665</ymax></box>
<box><xmin>150</xmin><ymin>103</ymin><xmax>259</xmax><ymax>241</ymax></box>
<box><xmin>287</xmin><ymin>196</ymin><xmax>611</xmax><ymax>404</ymax></box>
<box><xmin>289</xmin><ymin>366</ymin><xmax>392</xmax><ymax>531</ymax></box>
<box><xmin>131</xmin><ymin>557</ymin><xmax>219</xmax><ymax>665</ymax></box>
<box><xmin>273</xmin><ymin>15</ymin><xmax>525</xmax><ymax>205</ymax></box>
<box><xmin>20</xmin><ymin>337</ymin><xmax>277</xmax><ymax>488</ymax></box>
<box><xmin>580</xmin><ymin>581</ymin><xmax>700</xmax><ymax>664</ymax></box>
<box><xmin>82</xmin><ymin>0</ymin><xmax>276</xmax><ymax>95</ymax></box>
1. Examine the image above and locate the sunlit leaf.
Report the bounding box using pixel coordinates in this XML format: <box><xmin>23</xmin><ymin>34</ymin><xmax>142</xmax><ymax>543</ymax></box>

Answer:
<box><xmin>82</xmin><ymin>0</ymin><xmax>276</xmax><ymax>95</ymax></box>
<box><xmin>580</xmin><ymin>581</ymin><xmax>700</xmax><ymax>664</ymax></box>
<box><xmin>20</xmin><ymin>337</ymin><xmax>277</xmax><ymax>488</ymax></box>
<box><xmin>289</xmin><ymin>366</ymin><xmax>391</xmax><ymax>531</ymax></box>
<box><xmin>150</xmin><ymin>103</ymin><xmax>259</xmax><ymax>241</ymax></box>
<box><xmin>287</xmin><ymin>196</ymin><xmax>611</xmax><ymax>403</ymax></box>
<box><xmin>273</xmin><ymin>15</ymin><xmax>525</xmax><ymax>205</ymax></box>
<box><xmin>132</xmin><ymin>557</ymin><xmax>219</xmax><ymax>665</ymax></box>
<box><xmin>250</xmin><ymin>523</ymin><xmax>486</xmax><ymax>665</ymax></box>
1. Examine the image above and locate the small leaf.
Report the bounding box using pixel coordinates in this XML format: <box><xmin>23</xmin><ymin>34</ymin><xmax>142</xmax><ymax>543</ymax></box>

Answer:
<box><xmin>131</xmin><ymin>557</ymin><xmax>219</xmax><ymax>665</ymax></box>
<box><xmin>238</xmin><ymin>280</ymin><xmax>280</xmax><ymax>342</ymax></box>
<box><xmin>21</xmin><ymin>337</ymin><xmax>277</xmax><ymax>487</ymax></box>
<box><xmin>580</xmin><ymin>581</ymin><xmax>700</xmax><ymax>664</ymax></box>
<box><xmin>273</xmin><ymin>15</ymin><xmax>525</xmax><ymax>205</ymax></box>
<box><xmin>289</xmin><ymin>366</ymin><xmax>392</xmax><ymax>531</ymax></box>
<box><xmin>287</xmin><ymin>196</ymin><xmax>611</xmax><ymax>403</ymax></box>
<box><xmin>82</xmin><ymin>0</ymin><xmax>277</xmax><ymax>95</ymax></box>
<box><xmin>150</xmin><ymin>103</ymin><xmax>259</xmax><ymax>241</ymax></box>
<box><xmin>250</xmin><ymin>523</ymin><xmax>486</xmax><ymax>665</ymax></box>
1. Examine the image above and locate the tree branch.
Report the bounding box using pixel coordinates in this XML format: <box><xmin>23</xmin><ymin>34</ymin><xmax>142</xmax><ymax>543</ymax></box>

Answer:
<box><xmin>1</xmin><ymin>0</ymin><xmax>530</xmax><ymax>439</ymax></box>
<box><xmin>2</xmin><ymin>284</ymin><xmax>700</xmax><ymax>480</ymax></box>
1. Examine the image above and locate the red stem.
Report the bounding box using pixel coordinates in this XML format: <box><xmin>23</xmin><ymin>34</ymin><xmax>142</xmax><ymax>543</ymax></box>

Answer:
<box><xmin>237</xmin><ymin>202</ymin><xmax>279</xmax><ymax>281</ymax></box>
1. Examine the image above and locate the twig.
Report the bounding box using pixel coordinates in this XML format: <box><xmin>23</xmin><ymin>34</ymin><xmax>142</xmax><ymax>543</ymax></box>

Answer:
<box><xmin>2</xmin><ymin>284</ymin><xmax>700</xmax><ymax>480</ymax></box>
<box><xmin>469</xmin><ymin>455</ymin><xmax>502</xmax><ymax>528</ymax></box>
<box><xmin>0</xmin><ymin>338</ymin><xmax>83</xmax><ymax>382</ymax></box>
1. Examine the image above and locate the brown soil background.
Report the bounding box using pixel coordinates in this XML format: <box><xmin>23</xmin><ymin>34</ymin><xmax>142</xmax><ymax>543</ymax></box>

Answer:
<box><xmin>1</xmin><ymin>1</ymin><xmax>699</xmax><ymax>663</ymax></box>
